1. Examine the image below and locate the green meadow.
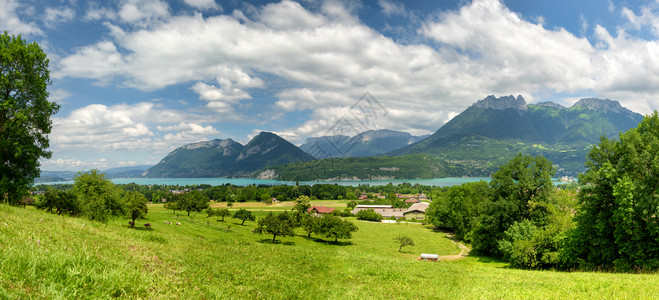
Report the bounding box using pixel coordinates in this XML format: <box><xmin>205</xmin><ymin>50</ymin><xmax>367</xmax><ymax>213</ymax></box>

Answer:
<box><xmin>1</xmin><ymin>202</ymin><xmax>657</xmax><ymax>299</ymax></box>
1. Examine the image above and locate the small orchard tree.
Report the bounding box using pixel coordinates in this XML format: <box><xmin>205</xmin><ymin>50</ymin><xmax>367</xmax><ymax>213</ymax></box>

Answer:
<box><xmin>206</xmin><ymin>207</ymin><xmax>216</xmax><ymax>218</ymax></box>
<box><xmin>217</xmin><ymin>208</ymin><xmax>231</xmax><ymax>221</ymax></box>
<box><xmin>394</xmin><ymin>235</ymin><xmax>415</xmax><ymax>252</ymax></box>
<box><xmin>254</xmin><ymin>211</ymin><xmax>296</xmax><ymax>243</ymax></box>
<box><xmin>233</xmin><ymin>208</ymin><xmax>255</xmax><ymax>225</ymax></box>
<box><xmin>179</xmin><ymin>190</ymin><xmax>209</xmax><ymax>216</ymax></box>
<box><xmin>317</xmin><ymin>215</ymin><xmax>358</xmax><ymax>243</ymax></box>
<box><xmin>293</xmin><ymin>195</ymin><xmax>311</xmax><ymax>214</ymax></box>
<box><xmin>301</xmin><ymin>214</ymin><xmax>319</xmax><ymax>238</ymax></box>
<box><xmin>124</xmin><ymin>191</ymin><xmax>148</xmax><ymax>227</ymax></box>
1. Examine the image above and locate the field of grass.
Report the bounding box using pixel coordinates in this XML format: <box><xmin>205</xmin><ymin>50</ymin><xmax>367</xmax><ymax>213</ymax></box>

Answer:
<box><xmin>1</xmin><ymin>203</ymin><xmax>658</xmax><ymax>299</ymax></box>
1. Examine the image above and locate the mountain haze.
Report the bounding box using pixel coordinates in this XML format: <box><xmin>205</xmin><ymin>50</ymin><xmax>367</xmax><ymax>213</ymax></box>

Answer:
<box><xmin>300</xmin><ymin>129</ymin><xmax>429</xmax><ymax>158</ymax></box>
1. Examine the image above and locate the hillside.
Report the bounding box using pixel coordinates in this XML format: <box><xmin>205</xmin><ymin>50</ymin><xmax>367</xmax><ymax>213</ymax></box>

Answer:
<box><xmin>144</xmin><ymin>132</ymin><xmax>314</xmax><ymax>178</ymax></box>
<box><xmin>2</xmin><ymin>204</ymin><xmax>658</xmax><ymax>298</ymax></box>
<box><xmin>263</xmin><ymin>95</ymin><xmax>643</xmax><ymax>180</ymax></box>
<box><xmin>299</xmin><ymin>129</ymin><xmax>428</xmax><ymax>158</ymax></box>
<box><xmin>388</xmin><ymin>95</ymin><xmax>643</xmax><ymax>175</ymax></box>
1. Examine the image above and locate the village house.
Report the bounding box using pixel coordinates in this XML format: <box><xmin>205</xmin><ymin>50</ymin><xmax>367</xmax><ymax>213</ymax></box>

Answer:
<box><xmin>351</xmin><ymin>203</ymin><xmax>430</xmax><ymax>220</ymax></box>
<box><xmin>403</xmin><ymin>202</ymin><xmax>430</xmax><ymax>220</ymax></box>
<box><xmin>308</xmin><ymin>206</ymin><xmax>335</xmax><ymax>216</ymax></box>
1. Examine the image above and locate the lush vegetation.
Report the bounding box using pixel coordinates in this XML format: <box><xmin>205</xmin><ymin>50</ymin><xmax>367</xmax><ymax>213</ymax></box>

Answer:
<box><xmin>0</xmin><ymin>32</ymin><xmax>60</xmax><ymax>205</ymax></box>
<box><xmin>2</xmin><ymin>203</ymin><xmax>658</xmax><ymax>298</ymax></box>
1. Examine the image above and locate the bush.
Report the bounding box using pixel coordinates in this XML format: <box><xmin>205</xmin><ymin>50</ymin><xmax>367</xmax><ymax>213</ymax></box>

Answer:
<box><xmin>339</xmin><ymin>209</ymin><xmax>353</xmax><ymax>217</ymax></box>
<box><xmin>356</xmin><ymin>209</ymin><xmax>382</xmax><ymax>222</ymax></box>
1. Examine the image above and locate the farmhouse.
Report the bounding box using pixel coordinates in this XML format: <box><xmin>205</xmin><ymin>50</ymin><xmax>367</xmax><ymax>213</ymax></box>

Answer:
<box><xmin>403</xmin><ymin>202</ymin><xmax>430</xmax><ymax>220</ymax></box>
<box><xmin>351</xmin><ymin>203</ymin><xmax>430</xmax><ymax>220</ymax></box>
<box><xmin>308</xmin><ymin>206</ymin><xmax>335</xmax><ymax>216</ymax></box>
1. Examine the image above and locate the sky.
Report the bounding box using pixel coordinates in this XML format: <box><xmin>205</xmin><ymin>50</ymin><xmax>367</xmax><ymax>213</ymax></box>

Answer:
<box><xmin>4</xmin><ymin>0</ymin><xmax>659</xmax><ymax>171</ymax></box>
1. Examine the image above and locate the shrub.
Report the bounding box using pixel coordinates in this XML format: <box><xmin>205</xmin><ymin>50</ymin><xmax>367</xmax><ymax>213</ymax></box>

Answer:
<box><xmin>356</xmin><ymin>209</ymin><xmax>382</xmax><ymax>222</ymax></box>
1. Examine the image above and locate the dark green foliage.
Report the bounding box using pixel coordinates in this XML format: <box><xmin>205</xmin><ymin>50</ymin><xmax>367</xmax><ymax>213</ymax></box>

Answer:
<box><xmin>73</xmin><ymin>170</ymin><xmax>125</xmax><ymax>222</ymax></box>
<box><xmin>268</xmin><ymin>154</ymin><xmax>453</xmax><ymax>181</ymax></box>
<box><xmin>124</xmin><ymin>191</ymin><xmax>148</xmax><ymax>227</ymax></box>
<box><xmin>356</xmin><ymin>209</ymin><xmax>382</xmax><ymax>222</ymax></box>
<box><xmin>217</xmin><ymin>208</ymin><xmax>230</xmax><ymax>221</ymax></box>
<box><xmin>292</xmin><ymin>195</ymin><xmax>311</xmax><ymax>214</ymax></box>
<box><xmin>562</xmin><ymin>112</ymin><xmax>659</xmax><ymax>271</ymax></box>
<box><xmin>471</xmin><ymin>154</ymin><xmax>554</xmax><ymax>256</ymax></box>
<box><xmin>178</xmin><ymin>190</ymin><xmax>209</xmax><ymax>216</ymax></box>
<box><xmin>0</xmin><ymin>32</ymin><xmax>60</xmax><ymax>204</ymax></box>
<box><xmin>301</xmin><ymin>214</ymin><xmax>319</xmax><ymax>238</ymax></box>
<box><xmin>394</xmin><ymin>235</ymin><xmax>414</xmax><ymax>252</ymax></box>
<box><xmin>36</xmin><ymin>190</ymin><xmax>81</xmax><ymax>216</ymax></box>
<box><xmin>316</xmin><ymin>215</ymin><xmax>358</xmax><ymax>243</ymax></box>
<box><xmin>233</xmin><ymin>208</ymin><xmax>255</xmax><ymax>225</ymax></box>
<box><xmin>426</xmin><ymin>181</ymin><xmax>490</xmax><ymax>241</ymax></box>
<box><xmin>254</xmin><ymin>211</ymin><xmax>297</xmax><ymax>243</ymax></box>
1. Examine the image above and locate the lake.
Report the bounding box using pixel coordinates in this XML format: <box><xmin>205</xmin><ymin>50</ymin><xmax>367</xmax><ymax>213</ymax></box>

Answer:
<box><xmin>38</xmin><ymin>177</ymin><xmax>493</xmax><ymax>187</ymax></box>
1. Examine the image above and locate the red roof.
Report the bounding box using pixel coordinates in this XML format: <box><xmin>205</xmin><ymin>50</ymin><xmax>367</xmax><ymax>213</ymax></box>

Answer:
<box><xmin>307</xmin><ymin>206</ymin><xmax>335</xmax><ymax>214</ymax></box>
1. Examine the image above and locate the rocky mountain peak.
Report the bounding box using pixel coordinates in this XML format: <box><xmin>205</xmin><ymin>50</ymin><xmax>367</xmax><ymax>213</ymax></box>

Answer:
<box><xmin>572</xmin><ymin>98</ymin><xmax>628</xmax><ymax>114</ymax></box>
<box><xmin>471</xmin><ymin>95</ymin><xmax>528</xmax><ymax>111</ymax></box>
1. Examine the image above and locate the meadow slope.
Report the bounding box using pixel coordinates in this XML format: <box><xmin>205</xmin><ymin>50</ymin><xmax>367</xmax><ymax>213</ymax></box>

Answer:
<box><xmin>1</xmin><ymin>204</ymin><xmax>657</xmax><ymax>299</ymax></box>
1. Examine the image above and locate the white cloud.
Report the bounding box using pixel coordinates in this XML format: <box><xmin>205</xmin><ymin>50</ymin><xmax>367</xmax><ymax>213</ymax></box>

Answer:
<box><xmin>378</xmin><ymin>0</ymin><xmax>407</xmax><ymax>17</ymax></box>
<box><xmin>54</xmin><ymin>0</ymin><xmax>659</xmax><ymax>145</ymax></box>
<box><xmin>118</xmin><ymin>0</ymin><xmax>169</xmax><ymax>25</ymax></box>
<box><xmin>184</xmin><ymin>0</ymin><xmax>221</xmax><ymax>11</ymax></box>
<box><xmin>48</xmin><ymin>89</ymin><xmax>72</xmax><ymax>103</ymax></box>
<box><xmin>0</xmin><ymin>0</ymin><xmax>43</xmax><ymax>36</ymax></box>
<box><xmin>84</xmin><ymin>2</ymin><xmax>118</xmax><ymax>21</ymax></box>
<box><xmin>44</xmin><ymin>6</ymin><xmax>75</xmax><ymax>28</ymax></box>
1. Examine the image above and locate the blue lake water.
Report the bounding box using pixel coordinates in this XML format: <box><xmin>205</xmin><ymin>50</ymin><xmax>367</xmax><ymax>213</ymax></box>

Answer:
<box><xmin>39</xmin><ymin>177</ymin><xmax>493</xmax><ymax>187</ymax></box>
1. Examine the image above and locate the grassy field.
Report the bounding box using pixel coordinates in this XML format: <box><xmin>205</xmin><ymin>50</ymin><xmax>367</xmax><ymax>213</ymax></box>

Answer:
<box><xmin>1</xmin><ymin>202</ymin><xmax>658</xmax><ymax>299</ymax></box>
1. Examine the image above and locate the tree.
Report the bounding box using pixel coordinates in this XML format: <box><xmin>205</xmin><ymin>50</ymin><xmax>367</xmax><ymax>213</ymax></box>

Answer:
<box><xmin>316</xmin><ymin>215</ymin><xmax>358</xmax><ymax>243</ymax></box>
<box><xmin>254</xmin><ymin>211</ymin><xmax>297</xmax><ymax>243</ymax></box>
<box><xmin>293</xmin><ymin>195</ymin><xmax>311</xmax><ymax>214</ymax></box>
<box><xmin>178</xmin><ymin>190</ymin><xmax>209</xmax><ymax>216</ymax></box>
<box><xmin>216</xmin><ymin>208</ymin><xmax>231</xmax><ymax>221</ymax></box>
<box><xmin>562</xmin><ymin>112</ymin><xmax>659</xmax><ymax>271</ymax></box>
<box><xmin>124</xmin><ymin>191</ymin><xmax>148</xmax><ymax>228</ymax></box>
<box><xmin>426</xmin><ymin>181</ymin><xmax>490</xmax><ymax>242</ymax></box>
<box><xmin>471</xmin><ymin>154</ymin><xmax>554</xmax><ymax>256</ymax></box>
<box><xmin>301</xmin><ymin>214</ymin><xmax>319</xmax><ymax>238</ymax></box>
<box><xmin>233</xmin><ymin>208</ymin><xmax>255</xmax><ymax>225</ymax></box>
<box><xmin>394</xmin><ymin>235</ymin><xmax>414</xmax><ymax>252</ymax></box>
<box><xmin>0</xmin><ymin>32</ymin><xmax>60</xmax><ymax>205</ymax></box>
<box><xmin>73</xmin><ymin>169</ymin><xmax>125</xmax><ymax>222</ymax></box>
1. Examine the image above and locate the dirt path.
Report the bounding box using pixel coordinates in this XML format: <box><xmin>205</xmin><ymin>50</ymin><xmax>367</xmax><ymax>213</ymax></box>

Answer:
<box><xmin>439</xmin><ymin>233</ymin><xmax>470</xmax><ymax>261</ymax></box>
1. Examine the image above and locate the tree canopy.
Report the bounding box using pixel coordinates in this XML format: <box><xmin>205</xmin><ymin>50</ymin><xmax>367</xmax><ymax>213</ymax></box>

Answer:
<box><xmin>563</xmin><ymin>112</ymin><xmax>659</xmax><ymax>271</ymax></box>
<box><xmin>1</xmin><ymin>32</ymin><xmax>59</xmax><ymax>204</ymax></box>
<box><xmin>124</xmin><ymin>191</ymin><xmax>148</xmax><ymax>227</ymax></box>
<box><xmin>73</xmin><ymin>170</ymin><xmax>124</xmax><ymax>222</ymax></box>
<box><xmin>254</xmin><ymin>211</ymin><xmax>297</xmax><ymax>243</ymax></box>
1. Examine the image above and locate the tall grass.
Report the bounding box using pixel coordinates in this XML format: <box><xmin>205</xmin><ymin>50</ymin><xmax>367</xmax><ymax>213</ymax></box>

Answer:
<box><xmin>1</xmin><ymin>203</ymin><xmax>657</xmax><ymax>299</ymax></box>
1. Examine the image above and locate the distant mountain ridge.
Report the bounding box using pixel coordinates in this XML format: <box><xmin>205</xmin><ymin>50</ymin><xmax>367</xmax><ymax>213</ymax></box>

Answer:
<box><xmin>299</xmin><ymin>129</ymin><xmax>429</xmax><ymax>158</ymax></box>
<box><xmin>265</xmin><ymin>95</ymin><xmax>644</xmax><ymax>180</ymax></box>
<box><xmin>144</xmin><ymin>132</ymin><xmax>314</xmax><ymax>178</ymax></box>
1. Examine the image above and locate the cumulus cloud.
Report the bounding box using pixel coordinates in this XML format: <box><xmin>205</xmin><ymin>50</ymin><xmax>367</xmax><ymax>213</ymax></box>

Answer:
<box><xmin>184</xmin><ymin>0</ymin><xmax>221</xmax><ymax>11</ymax></box>
<box><xmin>118</xmin><ymin>0</ymin><xmax>169</xmax><ymax>25</ymax></box>
<box><xmin>54</xmin><ymin>0</ymin><xmax>659</xmax><ymax>144</ymax></box>
<box><xmin>44</xmin><ymin>6</ymin><xmax>75</xmax><ymax>28</ymax></box>
<box><xmin>0</xmin><ymin>0</ymin><xmax>43</xmax><ymax>35</ymax></box>
<box><xmin>51</xmin><ymin>102</ymin><xmax>219</xmax><ymax>154</ymax></box>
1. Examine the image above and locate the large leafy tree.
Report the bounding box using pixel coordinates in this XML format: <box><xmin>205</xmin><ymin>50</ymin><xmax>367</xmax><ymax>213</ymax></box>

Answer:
<box><xmin>233</xmin><ymin>208</ymin><xmax>255</xmax><ymax>225</ymax></box>
<box><xmin>426</xmin><ymin>181</ymin><xmax>491</xmax><ymax>242</ymax></box>
<box><xmin>316</xmin><ymin>215</ymin><xmax>358</xmax><ymax>243</ymax></box>
<box><xmin>73</xmin><ymin>169</ymin><xmax>125</xmax><ymax>222</ymax></box>
<box><xmin>1</xmin><ymin>32</ymin><xmax>59</xmax><ymax>204</ymax></box>
<box><xmin>563</xmin><ymin>112</ymin><xmax>659</xmax><ymax>271</ymax></box>
<box><xmin>471</xmin><ymin>153</ymin><xmax>554</xmax><ymax>256</ymax></box>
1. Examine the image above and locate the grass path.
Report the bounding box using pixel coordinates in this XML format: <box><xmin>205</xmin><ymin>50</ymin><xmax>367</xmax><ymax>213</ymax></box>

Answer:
<box><xmin>439</xmin><ymin>232</ymin><xmax>470</xmax><ymax>261</ymax></box>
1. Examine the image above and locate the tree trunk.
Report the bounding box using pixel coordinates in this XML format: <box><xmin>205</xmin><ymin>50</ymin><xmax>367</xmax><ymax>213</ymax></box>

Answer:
<box><xmin>241</xmin><ymin>219</ymin><xmax>246</xmax><ymax>225</ymax></box>
<box><xmin>272</xmin><ymin>234</ymin><xmax>277</xmax><ymax>243</ymax></box>
<box><xmin>399</xmin><ymin>245</ymin><xmax>403</xmax><ymax>252</ymax></box>
<box><xmin>187</xmin><ymin>210</ymin><xmax>190</xmax><ymax>216</ymax></box>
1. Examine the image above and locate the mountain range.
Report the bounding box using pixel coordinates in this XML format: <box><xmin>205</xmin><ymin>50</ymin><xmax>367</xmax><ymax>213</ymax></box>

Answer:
<box><xmin>143</xmin><ymin>132</ymin><xmax>313</xmax><ymax>178</ymax></box>
<box><xmin>44</xmin><ymin>95</ymin><xmax>644</xmax><ymax>181</ymax></box>
<box><xmin>262</xmin><ymin>95</ymin><xmax>643</xmax><ymax>180</ymax></box>
<box><xmin>299</xmin><ymin>129</ymin><xmax>429</xmax><ymax>158</ymax></box>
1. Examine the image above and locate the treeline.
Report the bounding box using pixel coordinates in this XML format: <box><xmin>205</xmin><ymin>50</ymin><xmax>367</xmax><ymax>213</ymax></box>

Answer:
<box><xmin>35</xmin><ymin>180</ymin><xmax>433</xmax><ymax>204</ymax></box>
<box><xmin>427</xmin><ymin>113</ymin><xmax>659</xmax><ymax>272</ymax></box>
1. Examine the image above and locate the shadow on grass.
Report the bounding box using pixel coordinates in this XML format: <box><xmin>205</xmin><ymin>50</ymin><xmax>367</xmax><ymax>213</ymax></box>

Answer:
<box><xmin>304</xmin><ymin>236</ymin><xmax>353</xmax><ymax>246</ymax></box>
<box><xmin>257</xmin><ymin>238</ymin><xmax>295</xmax><ymax>246</ymax></box>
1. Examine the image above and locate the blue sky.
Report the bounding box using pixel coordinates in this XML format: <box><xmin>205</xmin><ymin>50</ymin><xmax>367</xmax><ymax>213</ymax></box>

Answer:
<box><xmin>4</xmin><ymin>0</ymin><xmax>659</xmax><ymax>171</ymax></box>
